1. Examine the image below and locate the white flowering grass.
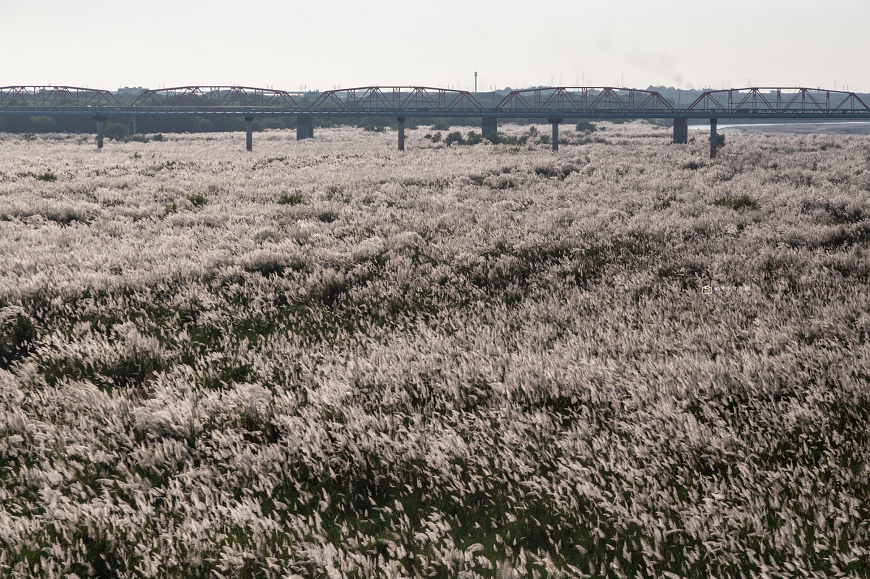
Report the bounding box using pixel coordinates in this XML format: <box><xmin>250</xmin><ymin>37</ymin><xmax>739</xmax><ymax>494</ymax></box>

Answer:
<box><xmin>1</xmin><ymin>123</ymin><xmax>869</xmax><ymax>578</ymax></box>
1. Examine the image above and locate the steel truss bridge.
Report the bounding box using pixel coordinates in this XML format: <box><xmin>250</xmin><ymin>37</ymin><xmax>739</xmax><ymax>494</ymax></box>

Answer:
<box><xmin>2</xmin><ymin>85</ymin><xmax>868</xmax><ymax>155</ymax></box>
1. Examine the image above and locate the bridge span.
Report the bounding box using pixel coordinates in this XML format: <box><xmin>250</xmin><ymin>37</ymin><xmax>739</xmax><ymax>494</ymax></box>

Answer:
<box><xmin>2</xmin><ymin>85</ymin><xmax>868</xmax><ymax>158</ymax></box>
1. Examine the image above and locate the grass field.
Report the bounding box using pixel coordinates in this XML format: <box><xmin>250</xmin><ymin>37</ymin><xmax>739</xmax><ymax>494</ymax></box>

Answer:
<box><xmin>1</xmin><ymin>123</ymin><xmax>869</xmax><ymax>578</ymax></box>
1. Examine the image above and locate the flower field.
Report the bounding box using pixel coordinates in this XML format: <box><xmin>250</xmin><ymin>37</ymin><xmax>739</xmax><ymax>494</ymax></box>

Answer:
<box><xmin>1</xmin><ymin>123</ymin><xmax>869</xmax><ymax>578</ymax></box>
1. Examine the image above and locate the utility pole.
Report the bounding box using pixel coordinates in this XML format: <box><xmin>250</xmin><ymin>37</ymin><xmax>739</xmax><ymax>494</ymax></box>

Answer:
<box><xmin>475</xmin><ymin>72</ymin><xmax>478</xmax><ymax>93</ymax></box>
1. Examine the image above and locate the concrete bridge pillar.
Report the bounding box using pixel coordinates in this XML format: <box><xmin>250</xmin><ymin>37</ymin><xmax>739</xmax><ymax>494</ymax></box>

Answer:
<box><xmin>245</xmin><ymin>116</ymin><xmax>254</xmax><ymax>152</ymax></box>
<box><xmin>673</xmin><ymin>117</ymin><xmax>688</xmax><ymax>144</ymax></box>
<box><xmin>92</xmin><ymin>115</ymin><xmax>108</xmax><ymax>149</ymax></box>
<box><xmin>710</xmin><ymin>118</ymin><xmax>718</xmax><ymax>159</ymax></box>
<box><xmin>297</xmin><ymin>116</ymin><xmax>313</xmax><ymax>140</ymax></box>
<box><xmin>123</xmin><ymin>117</ymin><xmax>136</xmax><ymax>138</ymax></box>
<box><xmin>548</xmin><ymin>118</ymin><xmax>563</xmax><ymax>152</ymax></box>
<box><xmin>482</xmin><ymin>116</ymin><xmax>498</xmax><ymax>138</ymax></box>
<box><xmin>397</xmin><ymin>116</ymin><xmax>405</xmax><ymax>151</ymax></box>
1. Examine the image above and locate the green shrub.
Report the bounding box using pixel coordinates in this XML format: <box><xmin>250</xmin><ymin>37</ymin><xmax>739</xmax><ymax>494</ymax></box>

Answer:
<box><xmin>444</xmin><ymin>131</ymin><xmax>465</xmax><ymax>146</ymax></box>
<box><xmin>104</xmin><ymin>123</ymin><xmax>125</xmax><ymax>141</ymax></box>
<box><xmin>484</xmin><ymin>132</ymin><xmax>523</xmax><ymax>145</ymax></box>
<box><xmin>187</xmin><ymin>193</ymin><xmax>208</xmax><ymax>208</ymax></box>
<box><xmin>278</xmin><ymin>193</ymin><xmax>304</xmax><ymax>205</ymax></box>
<box><xmin>362</xmin><ymin>121</ymin><xmax>385</xmax><ymax>132</ymax></box>
<box><xmin>317</xmin><ymin>210</ymin><xmax>339</xmax><ymax>223</ymax></box>
<box><xmin>432</xmin><ymin>119</ymin><xmax>451</xmax><ymax>131</ymax></box>
<box><xmin>0</xmin><ymin>307</ymin><xmax>37</xmax><ymax>369</ymax></box>
<box><xmin>538</xmin><ymin>135</ymin><xmax>551</xmax><ymax>145</ymax></box>
<box><xmin>431</xmin><ymin>131</ymin><xmax>442</xmax><ymax>143</ymax></box>
<box><xmin>716</xmin><ymin>194</ymin><xmax>757</xmax><ymax>210</ymax></box>
<box><xmin>35</xmin><ymin>172</ymin><xmax>57</xmax><ymax>182</ymax></box>
<box><xmin>716</xmin><ymin>133</ymin><xmax>726</xmax><ymax>148</ymax></box>
<box><xmin>535</xmin><ymin>165</ymin><xmax>577</xmax><ymax>180</ymax></box>
<box><xmin>153</xmin><ymin>133</ymin><xmax>164</xmax><ymax>142</ymax></box>
<box><xmin>465</xmin><ymin>131</ymin><xmax>482</xmax><ymax>145</ymax></box>
<box><xmin>575</xmin><ymin>120</ymin><xmax>597</xmax><ymax>133</ymax></box>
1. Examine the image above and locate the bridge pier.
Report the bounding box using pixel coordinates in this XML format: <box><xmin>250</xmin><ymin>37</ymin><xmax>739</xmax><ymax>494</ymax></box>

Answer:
<box><xmin>124</xmin><ymin>117</ymin><xmax>136</xmax><ymax>138</ymax></box>
<box><xmin>92</xmin><ymin>115</ymin><xmax>108</xmax><ymax>149</ymax></box>
<box><xmin>548</xmin><ymin>118</ymin><xmax>563</xmax><ymax>152</ymax></box>
<box><xmin>673</xmin><ymin>117</ymin><xmax>688</xmax><ymax>144</ymax></box>
<box><xmin>397</xmin><ymin>116</ymin><xmax>405</xmax><ymax>151</ymax></box>
<box><xmin>710</xmin><ymin>118</ymin><xmax>718</xmax><ymax>159</ymax></box>
<box><xmin>245</xmin><ymin>116</ymin><xmax>254</xmax><ymax>152</ymax></box>
<box><xmin>482</xmin><ymin>116</ymin><xmax>498</xmax><ymax>139</ymax></box>
<box><xmin>297</xmin><ymin>116</ymin><xmax>313</xmax><ymax>140</ymax></box>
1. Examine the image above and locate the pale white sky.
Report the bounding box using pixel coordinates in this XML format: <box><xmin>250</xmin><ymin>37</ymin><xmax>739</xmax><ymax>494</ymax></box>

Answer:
<box><xmin>2</xmin><ymin>0</ymin><xmax>867</xmax><ymax>92</ymax></box>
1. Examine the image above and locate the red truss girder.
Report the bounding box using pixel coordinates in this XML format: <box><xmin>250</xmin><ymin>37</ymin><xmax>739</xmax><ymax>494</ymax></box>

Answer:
<box><xmin>687</xmin><ymin>88</ymin><xmax>870</xmax><ymax>112</ymax></box>
<box><xmin>131</xmin><ymin>86</ymin><xmax>302</xmax><ymax>108</ymax></box>
<box><xmin>0</xmin><ymin>86</ymin><xmax>121</xmax><ymax>107</ymax></box>
<box><xmin>308</xmin><ymin>86</ymin><xmax>484</xmax><ymax>111</ymax></box>
<box><xmin>495</xmin><ymin>87</ymin><xmax>674</xmax><ymax>112</ymax></box>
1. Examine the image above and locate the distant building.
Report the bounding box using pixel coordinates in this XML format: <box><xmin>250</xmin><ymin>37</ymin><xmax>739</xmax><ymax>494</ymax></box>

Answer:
<box><xmin>115</xmin><ymin>86</ymin><xmax>147</xmax><ymax>95</ymax></box>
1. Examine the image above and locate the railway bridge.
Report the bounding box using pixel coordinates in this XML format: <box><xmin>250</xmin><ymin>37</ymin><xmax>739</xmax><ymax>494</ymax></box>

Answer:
<box><xmin>2</xmin><ymin>85</ymin><xmax>868</xmax><ymax>158</ymax></box>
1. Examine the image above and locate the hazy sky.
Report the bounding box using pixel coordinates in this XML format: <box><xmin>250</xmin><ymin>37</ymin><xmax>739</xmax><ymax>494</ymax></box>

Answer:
<box><xmin>2</xmin><ymin>0</ymin><xmax>867</xmax><ymax>93</ymax></box>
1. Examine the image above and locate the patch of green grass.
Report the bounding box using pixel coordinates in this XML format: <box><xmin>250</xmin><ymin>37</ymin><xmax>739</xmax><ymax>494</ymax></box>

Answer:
<box><xmin>35</xmin><ymin>172</ymin><xmax>57</xmax><ymax>182</ymax></box>
<box><xmin>716</xmin><ymin>194</ymin><xmax>758</xmax><ymax>210</ymax></box>
<box><xmin>186</xmin><ymin>193</ymin><xmax>208</xmax><ymax>208</ymax></box>
<box><xmin>277</xmin><ymin>193</ymin><xmax>304</xmax><ymax>205</ymax></box>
